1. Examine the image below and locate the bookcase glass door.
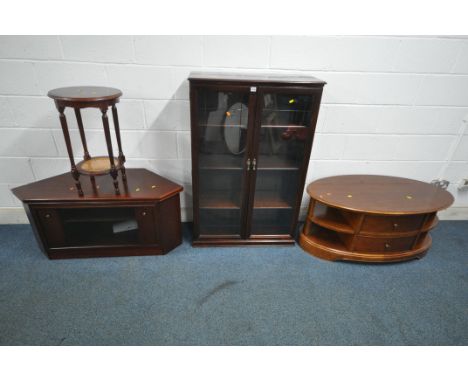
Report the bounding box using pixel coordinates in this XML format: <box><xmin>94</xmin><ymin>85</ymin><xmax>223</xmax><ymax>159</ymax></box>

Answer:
<box><xmin>196</xmin><ymin>86</ymin><xmax>250</xmax><ymax>236</ymax></box>
<box><xmin>250</xmin><ymin>90</ymin><xmax>316</xmax><ymax>236</ymax></box>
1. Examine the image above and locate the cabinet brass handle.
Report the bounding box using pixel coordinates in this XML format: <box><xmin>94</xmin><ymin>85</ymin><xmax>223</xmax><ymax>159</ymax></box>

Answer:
<box><xmin>246</xmin><ymin>158</ymin><xmax>251</xmax><ymax>171</ymax></box>
<box><xmin>45</xmin><ymin>213</ymin><xmax>51</xmax><ymax>219</ymax></box>
<box><xmin>252</xmin><ymin>158</ymin><xmax>257</xmax><ymax>171</ymax></box>
<box><xmin>142</xmin><ymin>211</ymin><xmax>147</xmax><ymax>216</ymax></box>
<box><xmin>393</xmin><ymin>223</ymin><xmax>399</xmax><ymax>229</ymax></box>
<box><xmin>385</xmin><ymin>243</ymin><xmax>391</xmax><ymax>250</ymax></box>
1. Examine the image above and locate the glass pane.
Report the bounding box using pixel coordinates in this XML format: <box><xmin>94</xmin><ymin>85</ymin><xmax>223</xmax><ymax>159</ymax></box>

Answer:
<box><xmin>262</xmin><ymin>93</ymin><xmax>313</xmax><ymax>129</ymax></box>
<box><xmin>199</xmin><ymin>209</ymin><xmax>241</xmax><ymax>236</ymax></box>
<box><xmin>60</xmin><ymin>207</ymin><xmax>139</xmax><ymax>246</ymax></box>
<box><xmin>251</xmin><ymin>209</ymin><xmax>294</xmax><ymax>236</ymax></box>
<box><xmin>251</xmin><ymin>92</ymin><xmax>314</xmax><ymax>236</ymax></box>
<box><xmin>197</xmin><ymin>87</ymin><xmax>249</xmax><ymax>236</ymax></box>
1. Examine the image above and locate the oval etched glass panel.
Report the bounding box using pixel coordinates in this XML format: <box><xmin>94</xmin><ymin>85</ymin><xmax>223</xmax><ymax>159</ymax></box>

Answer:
<box><xmin>223</xmin><ymin>102</ymin><xmax>248</xmax><ymax>155</ymax></box>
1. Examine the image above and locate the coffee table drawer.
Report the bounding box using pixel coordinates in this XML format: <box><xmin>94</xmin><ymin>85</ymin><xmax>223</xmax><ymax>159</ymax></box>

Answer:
<box><xmin>354</xmin><ymin>235</ymin><xmax>416</xmax><ymax>253</ymax></box>
<box><xmin>360</xmin><ymin>214</ymin><xmax>425</xmax><ymax>234</ymax></box>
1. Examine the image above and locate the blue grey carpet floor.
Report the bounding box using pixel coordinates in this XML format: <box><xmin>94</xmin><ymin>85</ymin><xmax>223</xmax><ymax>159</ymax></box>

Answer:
<box><xmin>0</xmin><ymin>222</ymin><xmax>467</xmax><ymax>345</ymax></box>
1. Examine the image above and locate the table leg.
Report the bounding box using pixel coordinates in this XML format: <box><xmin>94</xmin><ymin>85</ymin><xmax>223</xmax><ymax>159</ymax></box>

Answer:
<box><xmin>74</xmin><ymin>108</ymin><xmax>91</xmax><ymax>160</ymax></box>
<box><xmin>101</xmin><ymin>107</ymin><xmax>120</xmax><ymax>195</ymax></box>
<box><xmin>112</xmin><ymin>105</ymin><xmax>126</xmax><ymax>181</ymax></box>
<box><xmin>57</xmin><ymin>104</ymin><xmax>83</xmax><ymax>196</ymax></box>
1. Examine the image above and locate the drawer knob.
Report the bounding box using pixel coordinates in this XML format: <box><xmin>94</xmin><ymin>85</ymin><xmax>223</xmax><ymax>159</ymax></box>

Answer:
<box><xmin>45</xmin><ymin>213</ymin><xmax>51</xmax><ymax>219</ymax></box>
<box><xmin>142</xmin><ymin>211</ymin><xmax>147</xmax><ymax>216</ymax></box>
<box><xmin>385</xmin><ymin>243</ymin><xmax>391</xmax><ymax>250</ymax></box>
<box><xmin>393</xmin><ymin>223</ymin><xmax>399</xmax><ymax>229</ymax></box>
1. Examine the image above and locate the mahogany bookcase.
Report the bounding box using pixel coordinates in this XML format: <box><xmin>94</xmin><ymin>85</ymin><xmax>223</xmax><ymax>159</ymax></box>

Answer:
<box><xmin>189</xmin><ymin>72</ymin><xmax>326</xmax><ymax>246</ymax></box>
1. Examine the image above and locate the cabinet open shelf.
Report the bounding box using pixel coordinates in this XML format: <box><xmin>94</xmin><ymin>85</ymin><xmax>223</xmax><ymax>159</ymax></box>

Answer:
<box><xmin>199</xmin><ymin>155</ymin><xmax>243</xmax><ymax>170</ymax></box>
<box><xmin>64</xmin><ymin>221</ymin><xmax>138</xmax><ymax>246</ymax></box>
<box><xmin>199</xmin><ymin>226</ymin><xmax>241</xmax><ymax>236</ymax></box>
<box><xmin>257</xmin><ymin>156</ymin><xmax>300</xmax><ymax>171</ymax></box>
<box><xmin>199</xmin><ymin>192</ymin><xmax>292</xmax><ymax>210</ymax></box>
<box><xmin>304</xmin><ymin>224</ymin><xmax>349</xmax><ymax>252</ymax></box>
<box><xmin>253</xmin><ymin>191</ymin><xmax>293</xmax><ymax>209</ymax></box>
<box><xmin>199</xmin><ymin>124</ymin><xmax>247</xmax><ymax>128</ymax></box>
<box><xmin>250</xmin><ymin>225</ymin><xmax>292</xmax><ymax>235</ymax></box>
<box><xmin>60</xmin><ymin>207</ymin><xmax>135</xmax><ymax>223</ymax></box>
<box><xmin>310</xmin><ymin>204</ymin><xmax>354</xmax><ymax>234</ymax></box>
<box><xmin>199</xmin><ymin>192</ymin><xmax>240</xmax><ymax>209</ymax></box>
<box><xmin>263</xmin><ymin>108</ymin><xmax>311</xmax><ymax>112</ymax></box>
<box><xmin>261</xmin><ymin>124</ymin><xmax>307</xmax><ymax>129</ymax></box>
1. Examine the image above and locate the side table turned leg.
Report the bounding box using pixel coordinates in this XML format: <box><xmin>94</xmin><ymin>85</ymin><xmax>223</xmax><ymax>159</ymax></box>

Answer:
<box><xmin>111</xmin><ymin>105</ymin><xmax>127</xmax><ymax>181</ymax></box>
<box><xmin>57</xmin><ymin>105</ymin><xmax>83</xmax><ymax>196</ymax></box>
<box><xmin>101</xmin><ymin>107</ymin><xmax>120</xmax><ymax>195</ymax></box>
<box><xmin>74</xmin><ymin>108</ymin><xmax>91</xmax><ymax>161</ymax></box>
<box><xmin>120</xmin><ymin>163</ymin><xmax>127</xmax><ymax>182</ymax></box>
<box><xmin>90</xmin><ymin>175</ymin><xmax>98</xmax><ymax>194</ymax></box>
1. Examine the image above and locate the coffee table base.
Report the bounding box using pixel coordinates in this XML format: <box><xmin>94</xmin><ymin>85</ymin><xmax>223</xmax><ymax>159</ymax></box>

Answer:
<box><xmin>299</xmin><ymin>231</ymin><xmax>431</xmax><ymax>263</ymax></box>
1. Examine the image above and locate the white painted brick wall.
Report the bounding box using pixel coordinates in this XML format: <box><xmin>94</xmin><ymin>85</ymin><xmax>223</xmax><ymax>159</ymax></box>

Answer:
<box><xmin>134</xmin><ymin>36</ymin><xmax>204</xmax><ymax>66</ymax></box>
<box><xmin>0</xmin><ymin>61</ymin><xmax>37</xmax><ymax>95</ymax></box>
<box><xmin>60</xmin><ymin>36</ymin><xmax>135</xmax><ymax>64</ymax></box>
<box><xmin>1</xmin><ymin>35</ymin><xmax>467</xmax><ymax>222</ymax></box>
<box><xmin>204</xmin><ymin>36</ymin><xmax>270</xmax><ymax>68</ymax></box>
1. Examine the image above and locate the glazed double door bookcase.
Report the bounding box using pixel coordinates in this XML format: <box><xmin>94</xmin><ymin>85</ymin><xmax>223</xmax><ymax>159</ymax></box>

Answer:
<box><xmin>189</xmin><ymin>73</ymin><xmax>326</xmax><ymax>245</ymax></box>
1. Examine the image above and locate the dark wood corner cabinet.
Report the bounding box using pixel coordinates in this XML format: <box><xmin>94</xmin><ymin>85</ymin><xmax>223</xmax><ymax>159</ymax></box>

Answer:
<box><xmin>189</xmin><ymin>72</ymin><xmax>326</xmax><ymax>246</ymax></box>
<box><xmin>12</xmin><ymin>169</ymin><xmax>183</xmax><ymax>259</ymax></box>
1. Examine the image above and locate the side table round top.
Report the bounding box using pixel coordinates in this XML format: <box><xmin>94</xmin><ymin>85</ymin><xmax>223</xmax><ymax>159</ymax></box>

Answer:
<box><xmin>47</xmin><ymin>86</ymin><xmax>122</xmax><ymax>103</ymax></box>
<box><xmin>307</xmin><ymin>175</ymin><xmax>454</xmax><ymax>215</ymax></box>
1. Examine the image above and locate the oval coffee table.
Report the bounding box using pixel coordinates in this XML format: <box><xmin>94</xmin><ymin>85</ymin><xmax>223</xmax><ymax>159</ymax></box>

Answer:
<box><xmin>299</xmin><ymin>175</ymin><xmax>454</xmax><ymax>262</ymax></box>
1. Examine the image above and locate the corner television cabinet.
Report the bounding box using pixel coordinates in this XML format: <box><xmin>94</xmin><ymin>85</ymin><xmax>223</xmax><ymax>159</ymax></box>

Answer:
<box><xmin>12</xmin><ymin>169</ymin><xmax>183</xmax><ymax>259</ymax></box>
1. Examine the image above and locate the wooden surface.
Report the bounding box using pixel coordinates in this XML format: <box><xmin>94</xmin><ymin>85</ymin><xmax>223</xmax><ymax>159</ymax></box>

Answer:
<box><xmin>12</xmin><ymin>169</ymin><xmax>183</xmax><ymax>259</ymax></box>
<box><xmin>12</xmin><ymin>168</ymin><xmax>183</xmax><ymax>202</ymax></box>
<box><xmin>47</xmin><ymin>86</ymin><xmax>122</xmax><ymax>103</ymax></box>
<box><xmin>307</xmin><ymin>175</ymin><xmax>454</xmax><ymax>215</ymax></box>
<box><xmin>76</xmin><ymin>156</ymin><xmax>121</xmax><ymax>175</ymax></box>
<box><xmin>299</xmin><ymin>232</ymin><xmax>431</xmax><ymax>263</ymax></box>
<box><xmin>189</xmin><ymin>71</ymin><xmax>326</xmax><ymax>86</ymax></box>
<box><xmin>299</xmin><ymin>175</ymin><xmax>454</xmax><ymax>263</ymax></box>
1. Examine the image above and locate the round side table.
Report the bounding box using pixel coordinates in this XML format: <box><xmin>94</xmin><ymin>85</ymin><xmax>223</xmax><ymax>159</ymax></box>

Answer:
<box><xmin>48</xmin><ymin>86</ymin><xmax>127</xmax><ymax>196</ymax></box>
<box><xmin>299</xmin><ymin>175</ymin><xmax>454</xmax><ymax>262</ymax></box>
